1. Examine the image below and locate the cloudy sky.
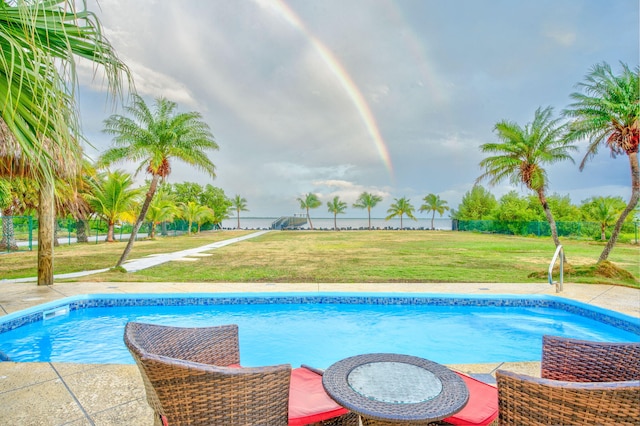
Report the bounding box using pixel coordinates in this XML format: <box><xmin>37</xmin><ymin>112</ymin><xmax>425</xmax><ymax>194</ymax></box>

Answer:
<box><xmin>78</xmin><ymin>0</ymin><xmax>639</xmax><ymax>218</ymax></box>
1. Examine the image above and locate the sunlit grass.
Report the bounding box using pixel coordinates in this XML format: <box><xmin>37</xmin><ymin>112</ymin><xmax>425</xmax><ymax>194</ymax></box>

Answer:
<box><xmin>8</xmin><ymin>230</ymin><xmax>632</xmax><ymax>287</ymax></box>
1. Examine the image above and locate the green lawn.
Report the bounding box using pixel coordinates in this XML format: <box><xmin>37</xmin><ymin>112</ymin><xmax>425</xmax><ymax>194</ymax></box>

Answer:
<box><xmin>3</xmin><ymin>230</ymin><xmax>635</xmax><ymax>286</ymax></box>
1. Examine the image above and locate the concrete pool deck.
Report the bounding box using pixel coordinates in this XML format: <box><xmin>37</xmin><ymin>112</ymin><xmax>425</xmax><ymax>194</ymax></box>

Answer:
<box><xmin>0</xmin><ymin>281</ymin><xmax>638</xmax><ymax>425</ymax></box>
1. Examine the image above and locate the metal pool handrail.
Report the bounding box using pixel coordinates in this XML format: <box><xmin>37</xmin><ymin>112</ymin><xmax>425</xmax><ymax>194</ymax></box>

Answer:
<box><xmin>548</xmin><ymin>245</ymin><xmax>564</xmax><ymax>293</ymax></box>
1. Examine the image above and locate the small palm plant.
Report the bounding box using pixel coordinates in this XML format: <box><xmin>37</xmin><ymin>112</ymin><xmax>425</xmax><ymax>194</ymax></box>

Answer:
<box><xmin>146</xmin><ymin>189</ymin><xmax>178</xmax><ymax>238</ymax></box>
<box><xmin>582</xmin><ymin>196</ymin><xmax>626</xmax><ymax>241</ymax></box>
<box><xmin>353</xmin><ymin>192</ymin><xmax>383</xmax><ymax>230</ymax></box>
<box><xmin>85</xmin><ymin>170</ymin><xmax>140</xmax><ymax>242</ymax></box>
<box><xmin>419</xmin><ymin>194</ymin><xmax>449</xmax><ymax>230</ymax></box>
<box><xmin>179</xmin><ymin>202</ymin><xmax>214</xmax><ymax>234</ymax></box>
<box><xmin>231</xmin><ymin>195</ymin><xmax>249</xmax><ymax>229</ymax></box>
<box><xmin>297</xmin><ymin>193</ymin><xmax>321</xmax><ymax>230</ymax></box>
<box><xmin>385</xmin><ymin>197</ymin><xmax>417</xmax><ymax>230</ymax></box>
<box><xmin>327</xmin><ymin>196</ymin><xmax>347</xmax><ymax>230</ymax></box>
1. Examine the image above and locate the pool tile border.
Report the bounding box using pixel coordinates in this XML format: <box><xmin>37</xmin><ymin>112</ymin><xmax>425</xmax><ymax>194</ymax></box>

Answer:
<box><xmin>1</xmin><ymin>293</ymin><xmax>639</xmax><ymax>336</ymax></box>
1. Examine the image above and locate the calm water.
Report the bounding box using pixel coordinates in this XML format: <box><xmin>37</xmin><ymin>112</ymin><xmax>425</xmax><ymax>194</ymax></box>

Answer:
<box><xmin>221</xmin><ymin>217</ymin><xmax>453</xmax><ymax>230</ymax></box>
<box><xmin>1</xmin><ymin>303</ymin><xmax>637</xmax><ymax>367</ymax></box>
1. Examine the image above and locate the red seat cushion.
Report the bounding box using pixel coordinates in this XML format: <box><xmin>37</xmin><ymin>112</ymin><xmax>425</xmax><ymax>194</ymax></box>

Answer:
<box><xmin>288</xmin><ymin>367</ymin><xmax>349</xmax><ymax>426</ymax></box>
<box><xmin>444</xmin><ymin>372</ymin><xmax>499</xmax><ymax>425</ymax></box>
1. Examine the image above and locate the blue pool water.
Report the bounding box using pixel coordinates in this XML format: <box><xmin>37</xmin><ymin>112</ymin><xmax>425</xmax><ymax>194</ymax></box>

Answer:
<box><xmin>0</xmin><ymin>294</ymin><xmax>638</xmax><ymax>368</ymax></box>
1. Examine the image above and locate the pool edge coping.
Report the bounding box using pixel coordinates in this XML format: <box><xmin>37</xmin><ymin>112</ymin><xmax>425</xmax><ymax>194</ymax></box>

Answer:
<box><xmin>1</xmin><ymin>292</ymin><xmax>639</xmax><ymax>336</ymax></box>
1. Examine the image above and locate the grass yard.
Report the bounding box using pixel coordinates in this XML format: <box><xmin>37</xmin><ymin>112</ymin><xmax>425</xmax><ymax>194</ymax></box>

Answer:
<box><xmin>3</xmin><ymin>229</ymin><xmax>634</xmax><ymax>286</ymax></box>
<box><xmin>0</xmin><ymin>230</ymin><xmax>253</xmax><ymax>280</ymax></box>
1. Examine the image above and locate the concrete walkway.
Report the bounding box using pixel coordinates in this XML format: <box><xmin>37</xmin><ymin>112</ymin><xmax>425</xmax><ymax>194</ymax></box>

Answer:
<box><xmin>0</xmin><ymin>231</ymin><xmax>638</xmax><ymax>425</ymax></box>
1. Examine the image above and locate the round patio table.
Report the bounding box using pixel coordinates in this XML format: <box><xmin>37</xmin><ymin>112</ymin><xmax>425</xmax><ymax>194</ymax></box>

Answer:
<box><xmin>322</xmin><ymin>353</ymin><xmax>469</xmax><ymax>425</ymax></box>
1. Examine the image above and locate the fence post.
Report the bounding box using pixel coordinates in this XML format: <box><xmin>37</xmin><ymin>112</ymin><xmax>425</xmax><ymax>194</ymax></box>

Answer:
<box><xmin>28</xmin><ymin>216</ymin><xmax>33</xmax><ymax>251</ymax></box>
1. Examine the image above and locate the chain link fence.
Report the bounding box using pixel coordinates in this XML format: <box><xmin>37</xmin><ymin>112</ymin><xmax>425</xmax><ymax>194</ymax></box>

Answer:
<box><xmin>0</xmin><ymin>216</ymin><xmax>221</xmax><ymax>253</ymax></box>
<box><xmin>452</xmin><ymin>219</ymin><xmax>639</xmax><ymax>243</ymax></box>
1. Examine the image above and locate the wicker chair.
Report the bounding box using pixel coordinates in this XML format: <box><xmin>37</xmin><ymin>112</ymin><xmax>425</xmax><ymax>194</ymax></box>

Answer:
<box><xmin>496</xmin><ymin>336</ymin><xmax>640</xmax><ymax>425</ymax></box>
<box><xmin>540</xmin><ymin>335</ymin><xmax>640</xmax><ymax>382</ymax></box>
<box><xmin>124</xmin><ymin>322</ymin><xmax>357</xmax><ymax>426</ymax></box>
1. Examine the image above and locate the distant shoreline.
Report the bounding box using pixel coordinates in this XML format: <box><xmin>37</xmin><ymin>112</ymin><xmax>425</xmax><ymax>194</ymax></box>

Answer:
<box><xmin>220</xmin><ymin>217</ymin><xmax>453</xmax><ymax>231</ymax></box>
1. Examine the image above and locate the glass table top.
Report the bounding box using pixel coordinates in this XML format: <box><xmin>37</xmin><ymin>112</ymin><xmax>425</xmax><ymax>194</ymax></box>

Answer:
<box><xmin>347</xmin><ymin>361</ymin><xmax>443</xmax><ymax>404</ymax></box>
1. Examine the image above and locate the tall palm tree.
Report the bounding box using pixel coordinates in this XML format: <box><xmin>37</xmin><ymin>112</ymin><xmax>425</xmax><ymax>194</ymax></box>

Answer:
<box><xmin>231</xmin><ymin>195</ymin><xmax>248</xmax><ymax>229</ymax></box>
<box><xmin>327</xmin><ymin>196</ymin><xmax>347</xmax><ymax>231</ymax></box>
<box><xmin>385</xmin><ymin>197</ymin><xmax>416</xmax><ymax>230</ymax></box>
<box><xmin>99</xmin><ymin>95</ymin><xmax>218</xmax><ymax>266</ymax></box>
<box><xmin>0</xmin><ymin>0</ymin><xmax>129</xmax><ymax>284</ymax></box>
<box><xmin>419</xmin><ymin>194</ymin><xmax>449</xmax><ymax>230</ymax></box>
<box><xmin>85</xmin><ymin>171</ymin><xmax>140</xmax><ymax>242</ymax></box>
<box><xmin>563</xmin><ymin>62</ymin><xmax>639</xmax><ymax>262</ymax></box>
<box><xmin>477</xmin><ymin>107</ymin><xmax>577</xmax><ymax>249</ymax></box>
<box><xmin>297</xmin><ymin>193</ymin><xmax>321</xmax><ymax>230</ymax></box>
<box><xmin>353</xmin><ymin>192</ymin><xmax>383</xmax><ymax>230</ymax></box>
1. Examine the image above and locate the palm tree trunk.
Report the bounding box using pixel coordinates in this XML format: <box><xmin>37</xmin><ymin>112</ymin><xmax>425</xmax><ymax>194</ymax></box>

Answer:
<box><xmin>307</xmin><ymin>208</ymin><xmax>314</xmax><ymax>230</ymax></box>
<box><xmin>400</xmin><ymin>215</ymin><xmax>403</xmax><ymax>230</ymax></box>
<box><xmin>115</xmin><ymin>175</ymin><xmax>159</xmax><ymax>267</ymax></box>
<box><xmin>1</xmin><ymin>214</ymin><xmax>18</xmax><ymax>251</ymax></box>
<box><xmin>37</xmin><ymin>180</ymin><xmax>55</xmax><ymax>285</ymax></box>
<box><xmin>598</xmin><ymin>152</ymin><xmax>639</xmax><ymax>262</ymax></box>
<box><xmin>106</xmin><ymin>221</ymin><xmax>115</xmax><ymax>242</ymax></box>
<box><xmin>334</xmin><ymin>214</ymin><xmax>337</xmax><ymax>231</ymax></box>
<box><xmin>237</xmin><ymin>211</ymin><xmax>240</xmax><ymax>229</ymax></box>
<box><xmin>537</xmin><ymin>189</ymin><xmax>561</xmax><ymax>247</ymax></box>
<box><xmin>76</xmin><ymin>218</ymin><xmax>88</xmax><ymax>243</ymax></box>
<box><xmin>431</xmin><ymin>211</ymin><xmax>436</xmax><ymax>230</ymax></box>
<box><xmin>367</xmin><ymin>208</ymin><xmax>372</xmax><ymax>230</ymax></box>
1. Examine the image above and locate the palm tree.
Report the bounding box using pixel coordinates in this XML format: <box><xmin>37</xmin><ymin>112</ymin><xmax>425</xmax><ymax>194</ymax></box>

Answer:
<box><xmin>70</xmin><ymin>160</ymin><xmax>98</xmax><ymax>243</ymax></box>
<box><xmin>385</xmin><ymin>197</ymin><xmax>417</xmax><ymax>230</ymax></box>
<box><xmin>477</xmin><ymin>107</ymin><xmax>578</xmax><ymax>249</ymax></box>
<box><xmin>0</xmin><ymin>178</ymin><xmax>38</xmax><ymax>250</ymax></box>
<box><xmin>582</xmin><ymin>196</ymin><xmax>625</xmax><ymax>241</ymax></box>
<box><xmin>327</xmin><ymin>196</ymin><xmax>347</xmax><ymax>230</ymax></box>
<box><xmin>85</xmin><ymin>171</ymin><xmax>140</xmax><ymax>242</ymax></box>
<box><xmin>297</xmin><ymin>193</ymin><xmax>321</xmax><ymax>230</ymax></box>
<box><xmin>419</xmin><ymin>194</ymin><xmax>449</xmax><ymax>230</ymax></box>
<box><xmin>353</xmin><ymin>192</ymin><xmax>383</xmax><ymax>230</ymax></box>
<box><xmin>99</xmin><ymin>95</ymin><xmax>218</xmax><ymax>266</ymax></box>
<box><xmin>231</xmin><ymin>195</ymin><xmax>249</xmax><ymax>229</ymax></box>
<box><xmin>0</xmin><ymin>0</ymin><xmax>129</xmax><ymax>284</ymax></box>
<box><xmin>179</xmin><ymin>202</ymin><xmax>213</xmax><ymax>234</ymax></box>
<box><xmin>146</xmin><ymin>189</ymin><xmax>178</xmax><ymax>239</ymax></box>
<box><xmin>563</xmin><ymin>62</ymin><xmax>639</xmax><ymax>262</ymax></box>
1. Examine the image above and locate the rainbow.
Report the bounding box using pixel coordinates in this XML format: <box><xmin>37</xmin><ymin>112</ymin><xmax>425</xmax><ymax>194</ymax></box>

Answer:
<box><xmin>256</xmin><ymin>0</ymin><xmax>394</xmax><ymax>179</ymax></box>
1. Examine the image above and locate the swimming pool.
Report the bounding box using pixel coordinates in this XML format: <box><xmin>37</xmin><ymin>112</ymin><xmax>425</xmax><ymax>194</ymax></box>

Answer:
<box><xmin>0</xmin><ymin>293</ymin><xmax>638</xmax><ymax>368</ymax></box>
